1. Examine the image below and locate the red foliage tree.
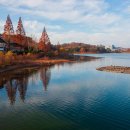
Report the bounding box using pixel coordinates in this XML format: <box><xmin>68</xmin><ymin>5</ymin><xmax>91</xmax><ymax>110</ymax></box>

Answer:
<box><xmin>38</xmin><ymin>27</ymin><xmax>51</xmax><ymax>52</ymax></box>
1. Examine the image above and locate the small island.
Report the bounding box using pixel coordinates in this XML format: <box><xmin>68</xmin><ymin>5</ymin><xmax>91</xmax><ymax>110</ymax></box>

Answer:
<box><xmin>97</xmin><ymin>66</ymin><xmax>130</xmax><ymax>74</ymax></box>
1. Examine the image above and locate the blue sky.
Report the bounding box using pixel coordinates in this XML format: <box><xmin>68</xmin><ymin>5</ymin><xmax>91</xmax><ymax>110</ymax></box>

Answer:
<box><xmin>0</xmin><ymin>0</ymin><xmax>130</xmax><ymax>47</ymax></box>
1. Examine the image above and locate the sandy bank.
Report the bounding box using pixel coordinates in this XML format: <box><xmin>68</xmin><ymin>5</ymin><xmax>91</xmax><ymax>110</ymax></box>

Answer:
<box><xmin>97</xmin><ymin>66</ymin><xmax>130</xmax><ymax>74</ymax></box>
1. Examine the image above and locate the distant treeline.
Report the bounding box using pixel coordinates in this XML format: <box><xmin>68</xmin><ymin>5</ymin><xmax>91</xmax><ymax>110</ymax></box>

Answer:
<box><xmin>55</xmin><ymin>42</ymin><xmax>112</xmax><ymax>54</ymax></box>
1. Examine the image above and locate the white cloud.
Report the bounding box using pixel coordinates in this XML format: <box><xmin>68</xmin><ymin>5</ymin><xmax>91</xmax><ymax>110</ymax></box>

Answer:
<box><xmin>0</xmin><ymin>0</ymin><xmax>130</xmax><ymax>47</ymax></box>
<box><xmin>23</xmin><ymin>20</ymin><xmax>62</xmax><ymax>32</ymax></box>
<box><xmin>22</xmin><ymin>20</ymin><xmax>62</xmax><ymax>41</ymax></box>
<box><xmin>0</xmin><ymin>20</ymin><xmax>5</xmax><ymax>32</ymax></box>
<box><xmin>49</xmin><ymin>31</ymin><xmax>130</xmax><ymax>47</ymax></box>
<box><xmin>0</xmin><ymin>0</ymin><xmax>117</xmax><ymax>25</ymax></box>
<box><xmin>1</xmin><ymin>17</ymin><xmax>130</xmax><ymax>47</ymax></box>
<box><xmin>0</xmin><ymin>0</ymin><xmax>121</xmax><ymax>27</ymax></box>
<box><xmin>124</xmin><ymin>5</ymin><xmax>130</xmax><ymax>14</ymax></box>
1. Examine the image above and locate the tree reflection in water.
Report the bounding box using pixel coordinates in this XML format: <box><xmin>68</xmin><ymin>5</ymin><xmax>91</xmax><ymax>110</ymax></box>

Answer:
<box><xmin>5</xmin><ymin>77</ymin><xmax>28</xmax><ymax>105</ymax></box>
<box><xmin>18</xmin><ymin>77</ymin><xmax>28</xmax><ymax>102</ymax></box>
<box><xmin>0</xmin><ymin>70</ymin><xmax>31</xmax><ymax>105</ymax></box>
<box><xmin>5</xmin><ymin>79</ymin><xmax>18</xmax><ymax>105</ymax></box>
<box><xmin>0</xmin><ymin>66</ymin><xmax>51</xmax><ymax>105</ymax></box>
<box><xmin>40</xmin><ymin>67</ymin><xmax>51</xmax><ymax>91</ymax></box>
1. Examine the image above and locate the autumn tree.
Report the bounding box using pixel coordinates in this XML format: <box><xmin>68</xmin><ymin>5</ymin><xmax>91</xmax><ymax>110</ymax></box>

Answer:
<box><xmin>38</xmin><ymin>27</ymin><xmax>51</xmax><ymax>52</ymax></box>
<box><xmin>80</xmin><ymin>47</ymin><xmax>86</xmax><ymax>53</ymax></box>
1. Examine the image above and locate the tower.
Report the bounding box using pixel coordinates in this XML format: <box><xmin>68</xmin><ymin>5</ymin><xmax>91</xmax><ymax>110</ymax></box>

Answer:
<box><xmin>3</xmin><ymin>15</ymin><xmax>14</xmax><ymax>35</ymax></box>
<box><xmin>16</xmin><ymin>17</ymin><xmax>26</xmax><ymax>36</ymax></box>
<box><xmin>38</xmin><ymin>27</ymin><xmax>51</xmax><ymax>51</ymax></box>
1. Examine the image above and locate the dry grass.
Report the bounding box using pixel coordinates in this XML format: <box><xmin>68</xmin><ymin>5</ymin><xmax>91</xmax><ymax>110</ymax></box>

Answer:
<box><xmin>0</xmin><ymin>51</ymin><xmax>36</xmax><ymax>66</ymax></box>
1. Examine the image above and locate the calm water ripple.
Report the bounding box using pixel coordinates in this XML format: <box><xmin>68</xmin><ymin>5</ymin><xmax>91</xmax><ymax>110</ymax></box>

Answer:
<box><xmin>0</xmin><ymin>53</ymin><xmax>130</xmax><ymax>130</ymax></box>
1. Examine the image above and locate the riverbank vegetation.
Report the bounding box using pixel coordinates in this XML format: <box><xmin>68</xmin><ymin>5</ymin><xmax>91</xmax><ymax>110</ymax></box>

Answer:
<box><xmin>0</xmin><ymin>15</ymin><xmax>118</xmax><ymax>73</ymax></box>
<box><xmin>0</xmin><ymin>49</ymin><xmax>99</xmax><ymax>73</ymax></box>
<box><xmin>57</xmin><ymin>42</ymin><xmax>112</xmax><ymax>54</ymax></box>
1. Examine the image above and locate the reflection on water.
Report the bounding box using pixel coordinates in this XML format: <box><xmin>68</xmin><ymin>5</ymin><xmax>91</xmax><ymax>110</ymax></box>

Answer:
<box><xmin>40</xmin><ymin>67</ymin><xmax>51</xmax><ymax>91</ymax></box>
<box><xmin>18</xmin><ymin>77</ymin><xmax>28</xmax><ymax>102</ymax></box>
<box><xmin>0</xmin><ymin>67</ymin><xmax>51</xmax><ymax>105</ymax></box>
<box><xmin>1</xmin><ymin>73</ymin><xmax>29</xmax><ymax>105</ymax></box>
<box><xmin>6</xmin><ymin>79</ymin><xmax>20</xmax><ymax>105</ymax></box>
<box><xmin>0</xmin><ymin>54</ymin><xmax>130</xmax><ymax>130</ymax></box>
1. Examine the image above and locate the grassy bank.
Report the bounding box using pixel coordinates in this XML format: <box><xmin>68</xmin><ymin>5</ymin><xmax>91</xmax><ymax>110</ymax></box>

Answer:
<box><xmin>0</xmin><ymin>52</ymin><xmax>98</xmax><ymax>73</ymax></box>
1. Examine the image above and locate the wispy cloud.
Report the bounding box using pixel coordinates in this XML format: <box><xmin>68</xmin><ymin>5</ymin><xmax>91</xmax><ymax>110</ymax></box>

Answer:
<box><xmin>0</xmin><ymin>0</ymin><xmax>119</xmax><ymax>25</ymax></box>
<box><xmin>0</xmin><ymin>0</ymin><xmax>130</xmax><ymax>47</ymax></box>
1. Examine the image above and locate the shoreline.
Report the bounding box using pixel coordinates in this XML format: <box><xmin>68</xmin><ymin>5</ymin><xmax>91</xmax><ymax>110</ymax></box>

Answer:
<box><xmin>0</xmin><ymin>55</ymin><xmax>99</xmax><ymax>73</ymax></box>
<box><xmin>97</xmin><ymin>66</ymin><xmax>130</xmax><ymax>74</ymax></box>
<box><xmin>0</xmin><ymin>59</ymin><xmax>70</xmax><ymax>74</ymax></box>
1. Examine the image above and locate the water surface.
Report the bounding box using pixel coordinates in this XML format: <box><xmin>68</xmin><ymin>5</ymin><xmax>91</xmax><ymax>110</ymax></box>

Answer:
<box><xmin>0</xmin><ymin>53</ymin><xmax>130</xmax><ymax>130</ymax></box>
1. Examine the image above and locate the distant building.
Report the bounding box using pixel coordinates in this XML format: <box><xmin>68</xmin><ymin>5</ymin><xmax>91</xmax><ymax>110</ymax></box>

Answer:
<box><xmin>105</xmin><ymin>45</ymin><xmax>112</xmax><ymax>50</ymax></box>
<box><xmin>105</xmin><ymin>45</ymin><xmax>123</xmax><ymax>52</ymax></box>
<box><xmin>0</xmin><ymin>37</ymin><xmax>7</xmax><ymax>52</ymax></box>
<box><xmin>9</xmin><ymin>42</ymin><xmax>24</xmax><ymax>53</ymax></box>
<box><xmin>1</xmin><ymin>35</ymin><xmax>25</xmax><ymax>53</ymax></box>
<box><xmin>111</xmin><ymin>45</ymin><xmax>123</xmax><ymax>51</ymax></box>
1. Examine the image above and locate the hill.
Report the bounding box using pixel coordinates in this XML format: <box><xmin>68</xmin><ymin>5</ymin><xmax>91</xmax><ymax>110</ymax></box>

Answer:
<box><xmin>58</xmin><ymin>42</ymin><xmax>111</xmax><ymax>53</ymax></box>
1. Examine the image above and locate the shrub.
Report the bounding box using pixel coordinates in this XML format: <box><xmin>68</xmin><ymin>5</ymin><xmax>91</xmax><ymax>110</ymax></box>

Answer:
<box><xmin>5</xmin><ymin>51</ymin><xmax>14</xmax><ymax>64</ymax></box>
<box><xmin>0</xmin><ymin>52</ymin><xmax>5</xmax><ymax>65</ymax></box>
<box><xmin>27</xmin><ymin>52</ymin><xmax>31</xmax><ymax>56</ymax></box>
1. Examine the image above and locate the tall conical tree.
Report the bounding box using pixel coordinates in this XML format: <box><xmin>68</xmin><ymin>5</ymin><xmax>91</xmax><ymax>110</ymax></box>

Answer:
<box><xmin>16</xmin><ymin>17</ymin><xmax>26</xmax><ymax>36</ymax></box>
<box><xmin>3</xmin><ymin>15</ymin><xmax>14</xmax><ymax>35</ymax></box>
<box><xmin>38</xmin><ymin>27</ymin><xmax>51</xmax><ymax>51</ymax></box>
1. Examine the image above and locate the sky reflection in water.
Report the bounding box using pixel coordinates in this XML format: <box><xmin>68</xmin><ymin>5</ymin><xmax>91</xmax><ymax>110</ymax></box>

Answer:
<box><xmin>0</xmin><ymin>54</ymin><xmax>130</xmax><ymax>130</ymax></box>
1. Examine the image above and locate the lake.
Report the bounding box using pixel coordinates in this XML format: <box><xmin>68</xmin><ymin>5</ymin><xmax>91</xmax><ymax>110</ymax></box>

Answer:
<box><xmin>0</xmin><ymin>53</ymin><xmax>130</xmax><ymax>130</ymax></box>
